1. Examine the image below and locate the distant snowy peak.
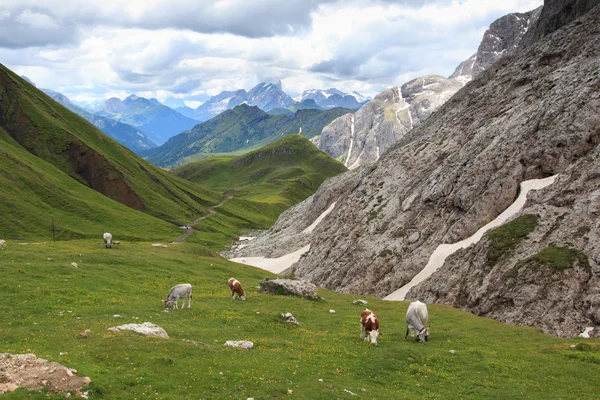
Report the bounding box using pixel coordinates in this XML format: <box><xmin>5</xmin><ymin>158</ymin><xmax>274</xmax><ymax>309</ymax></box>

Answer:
<box><xmin>296</xmin><ymin>88</ymin><xmax>369</xmax><ymax>109</ymax></box>
<box><xmin>450</xmin><ymin>6</ymin><xmax>542</xmax><ymax>85</ymax></box>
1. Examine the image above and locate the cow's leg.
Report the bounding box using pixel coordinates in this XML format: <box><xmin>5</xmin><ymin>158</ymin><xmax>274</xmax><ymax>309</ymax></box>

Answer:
<box><xmin>188</xmin><ymin>294</ymin><xmax>191</xmax><ymax>308</ymax></box>
<box><xmin>175</xmin><ymin>298</ymin><xmax>179</xmax><ymax>310</ymax></box>
<box><xmin>182</xmin><ymin>296</ymin><xmax>186</xmax><ymax>309</ymax></box>
<box><xmin>405</xmin><ymin>326</ymin><xmax>409</xmax><ymax>340</ymax></box>
<box><xmin>360</xmin><ymin>324</ymin><xmax>365</xmax><ymax>339</ymax></box>
<box><xmin>231</xmin><ymin>290</ymin><xmax>235</xmax><ymax>300</ymax></box>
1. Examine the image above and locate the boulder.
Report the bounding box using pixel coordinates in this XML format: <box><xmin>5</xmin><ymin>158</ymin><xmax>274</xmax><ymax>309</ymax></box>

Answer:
<box><xmin>281</xmin><ymin>312</ymin><xmax>299</xmax><ymax>324</ymax></box>
<box><xmin>224</xmin><ymin>341</ymin><xmax>254</xmax><ymax>349</ymax></box>
<box><xmin>107</xmin><ymin>322</ymin><xmax>169</xmax><ymax>339</ymax></box>
<box><xmin>259</xmin><ymin>278</ymin><xmax>318</xmax><ymax>300</ymax></box>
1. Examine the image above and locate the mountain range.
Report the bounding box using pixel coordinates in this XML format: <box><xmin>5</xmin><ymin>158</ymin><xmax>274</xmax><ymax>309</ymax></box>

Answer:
<box><xmin>177</xmin><ymin>81</ymin><xmax>368</xmax><ymax>122</ymax></box>
<box><xmin>41</xmin><ymin>89</ymin><xmax>157</xmax><ymax>154</ymax></box>
<box><xmin>225</xmin><ymin>0</ymin><xmax>600</xmax><ymax>337</ymax></box>
<box><xmin>143</xmin><ymin>104</ymin><xmax>352</xmax><ymax>167</ymax></box>
<box><xmin>94</xmin><ymin>94</ymin><xmax>199</xmax><ymax>145</ymax></box>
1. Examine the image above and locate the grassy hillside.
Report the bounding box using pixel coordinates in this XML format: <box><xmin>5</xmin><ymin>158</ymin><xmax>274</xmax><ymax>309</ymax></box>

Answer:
<box><xmin>0</xmin><ymin>63</ymin><xmax>223</xmax><ymax>224</ymax></box>
<box><xmin>0</xmin><ymin>129</ymin><xmax>182</xmax><ymax>242</ymax></box>
<box><xmin>173</xmin><ymin>135</ymin><xmax>347</xmax><ymax>219</ymax></box>
<box><xmin>0</xmin><ymin>240</ymin><xmax>598</xmax><ymax>399</ymax></box>
<box><xmin>144</xmin><ymin>104</ymin><xmax>352</xmax><ymax>168</ymax></box>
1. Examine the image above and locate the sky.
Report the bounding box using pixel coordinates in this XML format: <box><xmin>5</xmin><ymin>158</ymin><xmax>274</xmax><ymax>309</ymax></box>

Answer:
<box><xmin>0</xmin><ymin>0</ymin><xmax>543</xmax><ymax>108</ymax></box>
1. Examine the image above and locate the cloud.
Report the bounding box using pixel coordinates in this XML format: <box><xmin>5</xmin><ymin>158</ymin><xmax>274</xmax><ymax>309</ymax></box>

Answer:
<box><xmin>1</xmin><ymin>0</ymin><xmax>544</xmax><ymax>104</ymax></box>
<box><xmin>0</xmin><ymin>7</ymin><xmax>80</xmax><ymax>48</ymax></box>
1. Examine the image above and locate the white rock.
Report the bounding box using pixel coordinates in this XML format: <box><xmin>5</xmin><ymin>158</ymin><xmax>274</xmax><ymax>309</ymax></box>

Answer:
<box><xmin>113</xmin><ymin>314</ymin><xmax>123</xmax><ymax>318</ymax></box>
<box><xmin>108</xmin><ymin>322</ymin><xmax>169</xmax><ymax>339</ymax></box>
<box><xmin>344</xmin><ymin>389</ymin><xmax>357</xmax><ymax>396</ymax></box>
<box><xmin>329</xmin><ymin>309</ymin><xmax>336</xmax><ymax>313</ymax></box>
<box><xmin>0</xmin><ymin>239</ymin><xmax>5</xmax><ymax>247</ymax></box>
<box><xmin>318</xmin><ymin>379</ymin><xmax>323</xmax><ymax>382</ymax></box>
<box><xmin>449</xmin><ymin>350</ymin><xmax>456</xmax><ymax>354</ymax></box>
<box><xmin>224</xmin><ymin>340</ymin><xmax>254</xmax><ymax>349</ymax></box>
<box><xmin>151</xmin><ymin>244</ymin><xmax>168</xmax><ymax>247</ymax></box>
<box><xmin>70</xmin><ymin>262</ymin><xmax>78</xmax><ymax>268</ymax></box>
<box><xmin>352</xmin><ymin>299</ymin><xmax>368</xmax><ymax>305</ymax></box>
<box><xmin>579</xmin><ymin>327</ymin><xmax>594</xmax><ymax>338</ymax></box>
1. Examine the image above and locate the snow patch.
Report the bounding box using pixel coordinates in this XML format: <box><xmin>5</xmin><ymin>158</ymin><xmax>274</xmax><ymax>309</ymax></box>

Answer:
<box><xmin>385</xmin><ymin>175</ymin><xmax>559</xmax><ymax>301</ymax></box>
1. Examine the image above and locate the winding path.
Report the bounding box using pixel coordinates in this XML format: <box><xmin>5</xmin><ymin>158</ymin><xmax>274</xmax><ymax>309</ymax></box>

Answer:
<box><xmin>172</xmin><ymin>191</ymin><xmax>234</xmax><ymax>243</ymax></box>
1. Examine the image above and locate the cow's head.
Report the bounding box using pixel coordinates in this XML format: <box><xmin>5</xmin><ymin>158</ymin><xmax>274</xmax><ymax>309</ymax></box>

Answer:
<box><xmin>162</xmin><ymin>299</ymin><xmax>171</xmax><ymax>309</ymax></box>
<box><xmin>105</xmin><ymin>242</ymin><xmax>112</xmax><ymax>248</ymax></box>
<box><xmin>416</xmin><ymin>327</ymin><xmax>429</xmax><ymax>343</ymax></box>
<box><xmin>240</xmin><ymin>295</ymin><xmax>246</xmax><ymax>301</ymax></box>
<box><xmin>368</xmin><ymin>330</ymin><xmax>381</xmax><ymax>345</ymax></box>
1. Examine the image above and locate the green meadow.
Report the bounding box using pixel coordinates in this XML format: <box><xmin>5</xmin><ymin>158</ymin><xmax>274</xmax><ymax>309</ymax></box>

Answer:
<box><xmin>1</xmin><ymin>240</ymin><xmax>599</xmax><ymax>399</ymax></box>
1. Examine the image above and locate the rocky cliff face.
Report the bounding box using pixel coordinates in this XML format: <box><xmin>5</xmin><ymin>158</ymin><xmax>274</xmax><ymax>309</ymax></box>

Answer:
<box><xmin>314</xmin><ymin>75</ymin><xmax>461</xmax><ymax>169</ymax></box>
<box><xmin>314</xmin><ymin>8</ymin><xmax>540</xmax><ymax>170</ymax></box>
<box><xmin>450</xmin><ymin>7</ymin><xmax>542</xmax><ymax>84</ymax></box>
<box><xmin>232</xmin><ymin>1</ymin><xmax>600</xmax><ymax>337</ymax></box>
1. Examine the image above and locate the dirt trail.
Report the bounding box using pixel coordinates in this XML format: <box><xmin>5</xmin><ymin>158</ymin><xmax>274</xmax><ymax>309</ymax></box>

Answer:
<box><xmin>173</xmin><ymin>191</ymin><xmax>233</xmax><ymax>243</ymax></box>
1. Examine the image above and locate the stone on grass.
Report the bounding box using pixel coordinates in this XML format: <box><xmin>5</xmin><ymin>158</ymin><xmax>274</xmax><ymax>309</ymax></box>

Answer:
<box><xmin>107</xmin><ymin>322</ymin><xmax>169</xmax><ymax>339</ymax></box>
<box><xmin>352</xmin><ymin>299</ymin><xmax>368</xmax><ymax>305</ymax></box>
<box><xmin>281</xmin><ymin>312</ymin><xmax>299</xmax><ymax>325</ymax></box>
<box><xmin>224</xmin><ymin>341</ymin><xmax>254</xmax><ymax>349</ymax></box>
<box><xmin>259</xmin><ymin>278</ymin><xmax>318</xmax><ymax>300</ymax></box>
<box><xmin>0</xmin><ymin>239</ymin><xmax>6</xmax><ymax>247</ymax></box>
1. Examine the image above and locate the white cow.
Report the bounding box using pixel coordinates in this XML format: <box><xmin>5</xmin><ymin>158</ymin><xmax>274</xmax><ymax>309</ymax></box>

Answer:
<box><xmin>163</xmin><ymin>283</ymin><xmax>192</xmax><ymax>310</ymax></box>
<box><xmin>103</xmin><ymin>232</ymin><xmax>112</xmax><ymax>248</ymax></box>
<box><xmin>405</xmin><ymin>300</ymin><xmax>429</xmax><ymax>343</ymax></box>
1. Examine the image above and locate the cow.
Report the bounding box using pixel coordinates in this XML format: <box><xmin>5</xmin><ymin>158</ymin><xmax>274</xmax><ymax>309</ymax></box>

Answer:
<box><xmin>163</xmin><ymin>283</ymin><xmax>192</xmax><ymax>310</ymax></box>
<box><xmin>103</xmin><ymin>232</ymin><xmax>112</xmax><ymax>248</ymax></box>
<box><xmin>360</xmin><ymin>308</ymin><xmax>381</xmax><ymax>345</ymax></box>
<box><xmin>405</xmin><ymin>300</ymin><xmax>429</xmax><ymax>343</ymax></box>
<box><xmin>228</xmin><ymin>278</ymin><xmax>246</xmax><ymax>300</ymax></box>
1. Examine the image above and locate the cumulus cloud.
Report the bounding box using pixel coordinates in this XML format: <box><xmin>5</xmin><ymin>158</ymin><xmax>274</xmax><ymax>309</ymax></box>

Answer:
<box><xmin>1</xmin><ymin>0</ymin><xmax>544</xmax><ymax>104</ymax></box>
<box><xmin>0</xmin><ymin>7</ymin><xmax>80</xmax><ymax>48</ymax></box>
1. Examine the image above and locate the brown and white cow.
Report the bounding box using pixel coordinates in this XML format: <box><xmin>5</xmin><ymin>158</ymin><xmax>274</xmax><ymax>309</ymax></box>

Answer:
<box><xmin>360</xmin><ymin>308</ymin><xmax>381</xmax><ymax>345</ymax></box>
<box><xmin>228</xmin><ymin>278</ymin><xmax>246</xmax><ymax>300</ymax></box>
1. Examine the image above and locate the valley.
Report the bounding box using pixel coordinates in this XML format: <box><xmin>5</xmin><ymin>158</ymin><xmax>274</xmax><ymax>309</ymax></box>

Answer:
<box><xmin>1</xmin><ymin>0</ymin><xmax>600</xmax><ymax>398</ymax></box>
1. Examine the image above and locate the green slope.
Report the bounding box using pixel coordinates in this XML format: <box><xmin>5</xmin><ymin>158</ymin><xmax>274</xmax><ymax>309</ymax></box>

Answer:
<box><xmin>144</xmin><ymin>104</ymin><xmax>352</xmax><ymax>167</ymax></box>
<box><xmin>0</xmin><ymin>240</ymin><xmax>598</xmax><ymax>399</ymax></box>
<box><xmin>173</xmin><ymin>135</ymin><xmax>347</xmax><ymax>219</ymax></box>
<box><xmin>0</xmin><ymin>130</ymin><xmax>180</xmax><ymax>242</ymax></box>
<box><xmin>0</xmin><ymin>63</ymin><xmax>222</xmax><ymax>224</ymax></box>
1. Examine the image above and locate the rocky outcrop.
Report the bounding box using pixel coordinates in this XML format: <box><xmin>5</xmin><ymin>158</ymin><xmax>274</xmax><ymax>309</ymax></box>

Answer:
<box><xmin>265</xmin><ymin>1</ymin><xmax>600</xmax><ymax>336</ymax></box>
<box><xmin>0</xmin><ymin>353</ymin><xmax>91</xmax><ymax>397</ymax></box>
<box><xmin>314</xmin><ymin>76</ymin><xmax>462</xmax><ymax>169</ymax></box>
<box><xmin>520</xmin><ymin>0</ymin><xmax>600</xmax><ymax>48</ymax></box>
<box><xmin>259</xmin><ymin>278</ymin><xmax>319</xmax><ymax>300</ymax></box>
<box><xmin>450</xmin><ymin>7</ymin><xmax>542</xmax><ymax>84</ymax></box>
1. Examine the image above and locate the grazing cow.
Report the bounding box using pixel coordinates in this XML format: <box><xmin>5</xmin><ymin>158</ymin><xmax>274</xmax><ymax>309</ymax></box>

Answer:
<box><xmin>103</xmin><ymin>232</ymin><xmax>112</xmax><ymax>248</ymax></box>
<box><xmin>360</xmin><ymin>308</ymin><xmax>381</xmax><ymax>345</ymax></box>
<box><xmin>405</xmin><ymin>300</ymin><xmax>429</xmax><ymax>342</ymax></box>
<box><xmin>163</xmin><ymin>283</ymin><xmax>192</xmax><ymax>310</ymax></box>
<box><xmin>228</xmin><ymin>278</ymin><xmax>246</xmax><ymax>300</ymax></box>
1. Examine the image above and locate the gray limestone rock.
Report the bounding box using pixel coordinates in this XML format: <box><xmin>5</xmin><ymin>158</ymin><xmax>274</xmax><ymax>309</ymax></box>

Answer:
<box><xmin>259</xmin><ymin>279</ymin><xmax>318</xmax><ymax>300</ymax></box>
<box><xmin>451</xmin><ymin>7</ymin><xmax>542</xmax><ymax>84</ymax></box>
<box><xmin>316</xmin><ymin>76</ymin><xmax>462</xmax><ymax>169</ymax></box>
